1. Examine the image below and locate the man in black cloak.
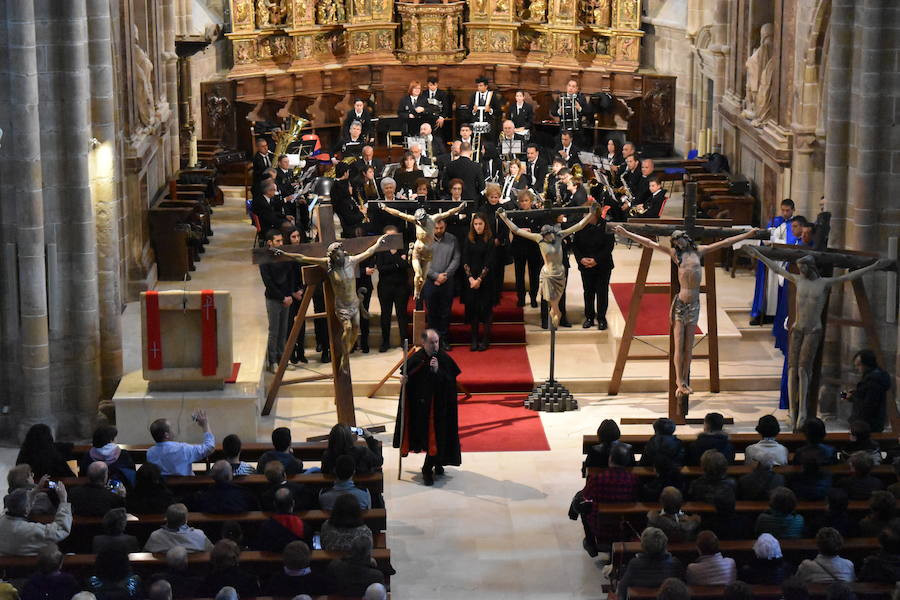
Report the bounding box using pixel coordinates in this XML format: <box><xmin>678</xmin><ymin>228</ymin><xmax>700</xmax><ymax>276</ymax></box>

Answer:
<box><xmin>393</xmin><ymin>329</ymin><xmax>462</xmax><ymax>486</ymax></box>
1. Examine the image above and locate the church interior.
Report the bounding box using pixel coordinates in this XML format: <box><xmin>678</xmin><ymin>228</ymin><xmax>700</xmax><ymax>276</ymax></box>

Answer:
<box><xmin>0</xmin><ymin>0</ymin><xmax>898</xmax><ymax>598</ymax></box>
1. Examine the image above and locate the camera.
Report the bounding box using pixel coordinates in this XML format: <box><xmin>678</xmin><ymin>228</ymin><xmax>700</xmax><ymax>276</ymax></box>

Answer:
<box><xmin>47</xmin><ymin>481</ymin><xmax>57</xmax><ymax>490</ymax></box>
<box><xmin>350</xmin><ymin>426</ymin><xmax>364</xmax><ymax>436</ymax></box>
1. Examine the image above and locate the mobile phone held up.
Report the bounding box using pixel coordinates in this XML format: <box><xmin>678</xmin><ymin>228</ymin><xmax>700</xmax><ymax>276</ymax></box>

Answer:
<box><xmin>350</xmin><ymin>426</ymin><xmax>364</xmax><ymax>436</ymax></box>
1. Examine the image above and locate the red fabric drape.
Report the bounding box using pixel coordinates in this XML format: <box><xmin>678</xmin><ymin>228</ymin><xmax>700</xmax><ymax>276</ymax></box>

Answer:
<box><xmin>200</xmin><ymin>290</ymin><xmax>218</xmax><ymax>375</ymax></box>
<box><xmin>145</xmin><ymin>292</ymin><xmax>163</xmax><ymax>370</ymax></box>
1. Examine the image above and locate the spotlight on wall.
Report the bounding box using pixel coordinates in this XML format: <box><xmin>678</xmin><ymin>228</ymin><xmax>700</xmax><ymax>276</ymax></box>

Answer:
<box><xmin>89</xmin><ymin>137</ymin><xmax>100</xmax><ymax>149</ymax></box>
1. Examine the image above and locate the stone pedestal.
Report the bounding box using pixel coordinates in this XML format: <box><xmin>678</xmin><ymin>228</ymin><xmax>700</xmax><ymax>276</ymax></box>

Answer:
<box><xmin>112</xmin><ymin>370</ymin><xmax>261</xmax><ymax>444</ymax></box>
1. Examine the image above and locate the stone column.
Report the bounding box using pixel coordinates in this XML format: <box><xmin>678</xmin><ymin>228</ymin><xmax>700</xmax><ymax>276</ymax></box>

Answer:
<box><xmin>87</xmin><ymin>0</ymin><xmax>124</xmax><ymax>403</ymax></box>
<box><xmin>47</xmin><ymin>0</ymin><xmax>102</xmax><ymax>436</ymax></box>
<box><xmin>164</xmin><ymin>0</ymin><xmax>181</xmax><ymax>171</ymax></box>
<box><xmin>6</xmin><ymin>0</ymin><xmax>53</xmax><ymax>435</ymax></box>
<box><xmin>818</xmin><ymin>0</ymin><xmax>853</xmax><ymax>416</ymax></box>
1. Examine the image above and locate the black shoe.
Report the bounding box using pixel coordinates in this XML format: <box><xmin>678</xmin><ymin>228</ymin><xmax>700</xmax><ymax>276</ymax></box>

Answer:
<box><xmin>541</xmin><ymin>320</ymin><xmax>549</xmax><ymax>330</ymax></box>
<box><xmin>530</xmin><ymin>299</ymin><xmax>538</xmax><ymax>308</ymax></box>
<box><xmin>517</xmin><ymin>297</ymin><xmax>526</xmax><ymax>307</ymax></box>
<box><xmin>583</xmin><ymin>537</ymin><xmax>599</xmax><ymax>558</ymax></box>
<box><xmin>361</xmin><ymin>340</ymin><xmax>370</xmax><ymax>354</ymax></box>
<box><xmin>749</xmin><ymin>315</ymin><xmax>762</xmax><ymax>326</ymax></box>
<box><xmin>321</xmin><ymin>348</ymin><xmax>331</xmax><ymax>363</ymax></box>
<box><xmin>266</xmin><ymin>362</ymin><xmax>276</xmax><ymax>374</ymax></box>
<box><xmin>582</xmin><ymin>318</ymin><xmax>594</xmax><ymax>329</ymax></box>
<box><xmin>762</xmin><ymin>315</ymin><xmax>775</xmax><ymax>324</ymax></box>
<box><xmin>422</xmin><ymin>467</ymin><xmax>434</xmax><ymax>486</ymax></box>
<box><xmin>560</xmin><ymin>319</ymin><xmax>572</xmax><ymax>328</ymax></box>
<box><xmin>434</xmin><ymin>465</ymin><xmax>444</xmax><ymax>475</ymax></box>
<box><xmin>477</xmin><ymin>342</ymin><xmax>488</xmax><ymax>351</ymax></box>
<box><xmin>379</xmin><ymin>342</ymin><xmax>390</xmax><ymax>353</ymax></box>
<box><xmin>315</xmin><ymin>343</ymin><xmax>323</xmax><ymax>353</ymax></box>
<box><xmin>597</xmin><ymin>318</ymin><xmax>608</xmax><ymax>331</ymax></box>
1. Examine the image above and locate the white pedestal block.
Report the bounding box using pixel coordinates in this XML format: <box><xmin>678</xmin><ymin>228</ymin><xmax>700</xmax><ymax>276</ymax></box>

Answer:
<box><xmin>112</xmin><ymin>370</ymin><xmax>262</xmax><ymax>444</ymax></box>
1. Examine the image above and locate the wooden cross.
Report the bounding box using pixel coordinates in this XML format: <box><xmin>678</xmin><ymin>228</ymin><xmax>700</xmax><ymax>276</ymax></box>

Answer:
<box><xmin>252</xmin><ymin>203</ymin><xmax>403</xmax><ymax>423</ymax></box>
<box><xmin>747</xmin><ymin>235</ymin><xmax>897</xmax><ymax>430</ymax></box>
<box><xmin>604</xmin><ymin>182</ymin><xmax>769</xmax><ymax>424</ymax></box>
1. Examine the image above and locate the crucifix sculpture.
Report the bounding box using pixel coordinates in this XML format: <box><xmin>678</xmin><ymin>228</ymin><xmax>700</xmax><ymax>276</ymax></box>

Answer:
<box><xmin>742</xmin><ymin>243</ymin><xmax>894</xmax><ymax>430</ymax></box>
<box><xmin>605</xmin><ymin>182</ymin><xmax>769</xmax><ymax>423</ymax></box>
<box><xmin>252</xmin><ymin>203</ymin><xmax>403</xmax><ymax>423</ymax></box>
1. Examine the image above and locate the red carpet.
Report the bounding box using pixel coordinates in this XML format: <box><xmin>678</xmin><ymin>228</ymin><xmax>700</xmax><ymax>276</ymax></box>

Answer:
<box><xmin>452</xmin><ymin>345</ymin><xmax>534</xmax><ymax>392</ymax></box>
<box><xmin>458</xmin><ymin>394</ymin><xmax>550</xmax><ymax>452</ymax></box>
<box><xmin>611</xmin><ymin>283</ymin><xmax>702</xmax><ymax>336</ymax></box>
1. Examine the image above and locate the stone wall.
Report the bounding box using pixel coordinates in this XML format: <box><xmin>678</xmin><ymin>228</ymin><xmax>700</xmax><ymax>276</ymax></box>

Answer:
<box><xmin>0</xmin><ymin>0</ymin><xmax>180</xmax><ymax>440</ymax></box>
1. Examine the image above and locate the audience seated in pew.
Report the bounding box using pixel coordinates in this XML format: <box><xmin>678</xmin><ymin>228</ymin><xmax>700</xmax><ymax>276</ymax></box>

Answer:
<box><xmin>656</xmin><ymin>577</ymin><xmax>690</xmax><ymax>600</ymax></box>
<box><xmin>580</xmin><ymin>445</ymin><xmax>639</xmax><ymax>557</ymax></box>
<box><xmin>127</xmin><ymin>464</ymin><xmax>177</xmax><ymax>516</ymax></box>
<box><xmin>143</xmin><ymin>504</ymin><xmax>213</xmax><ymax>554</ymax></box>
<box><xmin>646</xmin><ymin>487</ymin><xmax>700</xmax><ymax>543</ymax></box>
<box><xmin>147</xmin><ymin>579</ymin><xmax>171</xmax><ymax>600</ymax></box>
<box><xmin>584</xmin><ymin>419</ymin><xmax>636</xmax><ymax>475</ymax></box>
<box><xmin>77</xmin><ymin>425</ymin><xmax>137</xmax><ymax>488</ymax></box>
<box><xmin>365</xmin><ymin>582</ymin><xmax>388</xmax><ymax>600</ymax></box>
<box><xmin>221</xmin><ymin>435</ymin><xmax>255</xmax><ymax>476</ymax></box>
<box><xmin>189</xmin><ymin>460</ymin><xmax>260</xmax><ymax>515</ymax></box>
<box><xmin>220</xmin><ymin>521</ymin><xmax>244</xmax><ymax>549</ymax></box>
<box><xmin>196</xmin><ymin>539</ymin><xmax>260</xmax><ymax>598</ymax></box>
<box><xmin>616</xmin><ymin>527</ymin><xmax>684</xmax><ymax>600</ymax></box>
<box><xmin>147</xmin><ymin>412</ymin><xmax>215</xmax><ymax>477</ymax></box>
<box><xmin>147</xmin><ymin>547</ymin><xmax>202</xmax><ymax>600</ymax></box>
<box><xmin>738</xmin><ymin>455</ymin><xmax>785</xmax><ymax>501</ymax></box>
<box><xmin>745</xmin><ymin>415</ymin><xmax>789</xmax><ymax>467</ymax></box>
<box><xmin>69</xmin><ymin>462</ymin><xmax>126</xmax><ymax>518</ymax></box>
<box><xmin>640</xmin><ymin>456</ymin><xmax>685</xmax><ymax>503</ymax></box>
<box><xmin>16</xmin><ymin>424</ymin><xmax>75</xmax><ymax>480</ymax></box>
<box><xmin>858</xmin><ymin>526</ymin><xmax>900</xmax><ymax>583</ymax></box>
<box><xmin>86</xmin><ymin>547</ymin><xmax>142</xmax><ymax>600</ymax></box>
<box><xmin>326</xmin><ymin>536</ymin><xmax>384</xmax><ymax>598</ymax></box>
<box><xmin>838</xmin><ymin>420</ymin><xmax>882</xmax><ymax>465</ymax></box>
<box><xmin>837</xmin><ymin>451</ymin><xmax>885</xmax><ymax>500</ymax></box>
<box><xmin>319</xmin><ymin>455</ymin><xmax>372</xmax><ymax>512</ymax></box>
<box><xmin>7</xmin><ymin>465</ymin><xmax>55</xmax><ymax>518</ymax></box>
<box><xmin>0</xmin><ymin>484</ymin><xmax>72</xmax><ymax>556</ymax></box>
<box><xmin>92</xmin><ymin>508</ymin><xmax>140</xmax><ymax>555</ymax></box>
<box><xmin>687</xmin><ymin>450</ymin><xmax>736</xmax><ymax>504</ymax></box>
<box><xmin>20</xmin><ymin>543</ymin><xmax>80</xmax><ymax>600</ymax></box>
<box><xmin>858</xmin><ymin>491</ymin><xmax>898</xmax><ymax>537</ymax></box>
<box><xmin>686</xmin><ymin>413</ymin><xmax>735</xmax><ymax>466</ymax></box>
<box><xmin>253</xmin><ymin>488</ymin><xmax>305</xmax><ymax>553</ymax></box>
<box><xmin>723</xmin><ymin>581</ymin><xmax>753</xmax><ymax>600</ymax></box>
<box><xmin>793</xmin><ymin>419</ymin><xmax>838</xmax><ymax>466</ymax></box>
<box><xmin>261</xmin><ymin>540</ymin><xmax>334</xmax><ymax>597</ymax></box>
<box><xmin>256</xmin><ymin>427</ymin><xmax>304</xmax><ymax>476</ymax></box>
<box><xmin>321</xmin><ymin>424</ymin><xmax>384</xmax><ymax>477</ymax></box>
<box><xmin>789</xmin><ymin>455</ymin><xmax>833</xmax><ymax>501</ymax></box>
<box><xmin>685</xmin><ymin>531</ymin><xmax>736</xmax><ymax>587</ymax></box>
<box><xmin>321</xmin><ymin>494</ymin><xmax>373</xmax><ymax>553</ymax></box>
<box><xmin>699</xmin><ymin>488</ymin><xmax>752</xmax><ymax>541</ymax></box>
<box><xmin>794</xmin><ymin>527</ymin><xmax>855</xmax><ymax>584</ymax></box>
<box><xmin>738</xmin><ymin>533</ymin><xmax>793</xmax><ymax>585</ymax></box>
<box><xmin>639</xmin><ymin>418</ymin><xmax>685</xmax><ymax>468</ymax></box>
<box><xmin>260</xmin><ymin>461</ymin><xmax>315</xmax><ymax>512</ymax></box>
<box><xmin>755</xmin><ymin>487</ymin><xmax>805</xmax><ymax>539</ymax></box>
<box><xmin>806</xmin><ymin>488</ymin><xmax>856</xmax><ymax>538</ymax></box>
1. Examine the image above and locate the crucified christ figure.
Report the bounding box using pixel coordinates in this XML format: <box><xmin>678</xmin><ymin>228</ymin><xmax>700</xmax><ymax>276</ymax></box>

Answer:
<box><xmin>744</xmin><ymin>247</ymin><xmax>890</xmax><ymax>430</ymax></box>
<box><xmin>498</xmin><ymin>205</ymin><xmax>598</xmax><ymax>328</ymax></box>
<box><xmin>273</xmin><ymin>234</ymin><xmax>390</xmax><ymax>372</ymax></box>
<box><xmin>615</xmin><ymin>225</ymin><xmax>760</xmax><ymax>400</ymax></box>
<box><xmin>378</xmin><ymin>203</ymin><xmax>465</xmax><ymax>305</ymax></box>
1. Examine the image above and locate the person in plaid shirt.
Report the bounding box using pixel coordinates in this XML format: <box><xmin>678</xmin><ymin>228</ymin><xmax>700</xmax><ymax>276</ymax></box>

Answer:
<box><xmin>581</xmin><ymin>444</ymin><xmax>639</xmax><ymax>555</ymax></box>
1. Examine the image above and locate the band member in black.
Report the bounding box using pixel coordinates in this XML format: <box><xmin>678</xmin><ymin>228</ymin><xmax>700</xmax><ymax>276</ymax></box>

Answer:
<box><xmin>523</xmin><ymin>144</ymin><xmax>548</xmax><ymax>191</ymax></box>
<box><xmin>572</xmin><ymin>209</ymin><xmax>615</xmax><ymax>330</ymax></box>
<box><xmin>252</xmin><ymin>137</ymin><xmax>275</xmax><ymax>184</ymax></box>
<box><xmin>425</xmin><ymin>76</ymin><xmax>452</xmax><ymax>134</ymax></box>
<box><xmin>341</xmin><ymin>99</ymin><xmax>374</xmax><ymax>139</ymax></box>
<box><xmin>398</xmin><ymin>80</ymin><xmax>429</xmax><ymax>136</ymax></box>
<box><xmin>509</xmin><ymin>190</ymin><xmax>542</xmax><ymax>308</ymax></box>
<box><xmin>469</xmin><ymin>77</ymin><xmax>501</xmax><ymax>131</ymax></box>
<box><xmin>508</xmin><ymin>90</ymin><xmax>534</xmax><ymax>132</ymax></box>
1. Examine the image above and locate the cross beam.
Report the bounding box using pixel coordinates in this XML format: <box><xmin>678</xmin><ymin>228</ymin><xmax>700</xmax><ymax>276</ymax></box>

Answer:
<box><xmin>747</xmin><ymin>244</ymin><xmax>892</xmax><ymax>271</ymax></box>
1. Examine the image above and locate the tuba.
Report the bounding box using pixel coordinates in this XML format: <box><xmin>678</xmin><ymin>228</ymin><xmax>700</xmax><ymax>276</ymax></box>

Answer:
<box><xmin>272</xmin><ymin>115</ymin><xmax>310</xmax><ymax>158</ymax></box>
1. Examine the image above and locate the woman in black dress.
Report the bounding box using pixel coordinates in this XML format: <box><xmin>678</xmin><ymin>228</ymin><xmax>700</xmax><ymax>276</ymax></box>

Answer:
<box><xmin>462</xmin><ymin>214</ymin><xmax>497</xmax><ymax>351</ymax></box>
<box><xmin>393</xmin><ymin>152</ymin><xmax>424</xmax><ymax>198</ymax></box>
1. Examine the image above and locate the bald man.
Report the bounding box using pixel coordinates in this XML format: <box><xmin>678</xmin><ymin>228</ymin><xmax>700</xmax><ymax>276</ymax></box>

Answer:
<box><xmin>68</xmin><ymin>461</ymin><xmax>126</xmax><ymax>517</ymax></box>
<box><xmin>191</xmin><ymin>460</ymin><xmax>260</xmax><ymax>514</ymax></box>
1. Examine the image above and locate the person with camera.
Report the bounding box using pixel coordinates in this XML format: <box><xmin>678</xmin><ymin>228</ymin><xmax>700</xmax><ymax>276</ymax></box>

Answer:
<box><xmin>146</xmin><ymin>410</ymin><xmax>215</xmax><ymax>477</ymax></box>
<box><xmin>0</xmin><ymin>477</ymin><xmax>72</xmax><ymax>555</ymax></box>
<box><xmin>68</xmin><ymin>461</ymin><xmax>126</xmax><ymax>517</ymax></box>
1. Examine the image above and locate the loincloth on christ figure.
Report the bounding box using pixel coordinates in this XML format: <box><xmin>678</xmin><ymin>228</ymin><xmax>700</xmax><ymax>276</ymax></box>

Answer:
<box><xmin>335</xmin><ymin>301</ymin><xmax>359</xmax><ymax>324</ymax></box>
<box><xmin>787</xmin><ymin>327</ymin><xmax>823</xmax><ymax>369</ymax></box>
<box><xmin>670</xmin><ymin>295</ymin><xmax>700</xmax><ymax>325</ymax></box>
<box><xmin>538</xmin><ymin>263</ymin><xmax>566</xmax><ymax>303</ymax></box>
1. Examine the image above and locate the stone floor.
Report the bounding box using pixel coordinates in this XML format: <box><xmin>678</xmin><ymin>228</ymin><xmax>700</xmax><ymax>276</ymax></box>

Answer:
<box><xmin>4</xmin><ymin>187</ymin><xmax>805</xmax><ymax>599</ymax></box>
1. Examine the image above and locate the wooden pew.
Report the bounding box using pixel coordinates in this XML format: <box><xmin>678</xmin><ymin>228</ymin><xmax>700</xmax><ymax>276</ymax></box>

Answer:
<box><xmin>626</xmin><ymin>583</ymin><xmax>894</xmax><ymax>600</ymax></box>
<box><xmin>69</xmin><ymin>440</ymin><xmax>368</xmax><ymax>467</ymax></box>
<box><xmin>149</xmin><ymin>205</ymin><xmax>195</xmax><ymax>280</ymax></box>
<box><xmin>612</xmin><ymin>536</ymin><xmax>879</xmax><ymax>568</ymax></box>
<box><xmin>588</xmin><ymin>499</ymin><xmax>897</xmax><ymax>517</ymax></box>
<box><xmin>61</xmin><ymin>471</ymin><xmax>384</xmax><ymax>494</ymax></box>
<box><xmin>581</xmin><ymin>432</ymin><xmax>900</xmax><ymax>455</ymax></box>
<box><xmin>0</xmin><ymin>548</ymin><xmax>393</xmax><ymax>582</ymax></box>
<box><xmin>585</xmin><ymin>463</ymin><xmax>898</xmax><ymax>481</ymax></box>
<box><xmin>58</xmin><ymin>509</ymin><xmax>387</xmax><ymax>553</ymax></box>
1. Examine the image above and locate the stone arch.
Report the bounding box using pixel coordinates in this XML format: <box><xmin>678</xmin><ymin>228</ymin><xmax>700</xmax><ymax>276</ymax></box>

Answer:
<box><xmin>798</xmin><ymin>0</ymin><xmax>830</xmax><ymax>131</ymax></box>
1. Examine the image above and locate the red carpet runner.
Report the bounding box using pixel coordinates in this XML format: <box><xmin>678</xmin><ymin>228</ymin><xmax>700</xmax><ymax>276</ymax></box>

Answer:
<box><xmin>458</xmin><ymin>394</ymin><xmax>550</xmax><ymax>452</ymax></box>
<box><xmin>408</xmin><ymin>291</ymin><xmax>546</xmax><ymax>452</ymax></box>
<box><xmin>611</xmin><ymin>282</ymin><xmax>703</xmax><ymax>336</ymax></box>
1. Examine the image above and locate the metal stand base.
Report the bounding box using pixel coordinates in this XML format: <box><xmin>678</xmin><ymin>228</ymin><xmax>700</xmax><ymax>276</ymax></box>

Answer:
<box><xmin>525</xmin><ymin>379</ymin><xmax>577</xmax><ymax>412</ymax></box>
